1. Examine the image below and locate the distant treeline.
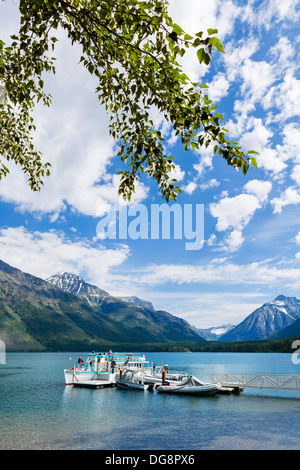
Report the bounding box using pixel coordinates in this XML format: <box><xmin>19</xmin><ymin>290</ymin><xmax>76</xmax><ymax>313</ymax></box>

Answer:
<box><xmin>87</xmin><ymin>335</ymin><xmax>300</xmax><ymax>354</ymax></box>
<box><xmin>6</xmin><ymin>336</ymin><xmax>299</xmax><ymax>354</ymax></box>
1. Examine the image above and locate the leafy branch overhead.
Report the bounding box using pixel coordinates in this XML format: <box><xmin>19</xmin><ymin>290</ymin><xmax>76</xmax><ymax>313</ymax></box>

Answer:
<box><xmin>0</xmin><ymin>0</ymin><xmax>258</xmax><ymax>201</ymax></box>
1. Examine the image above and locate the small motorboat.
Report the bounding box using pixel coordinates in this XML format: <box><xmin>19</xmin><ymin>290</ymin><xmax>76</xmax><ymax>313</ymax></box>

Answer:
<box><xmin>116</xmin><ymin>368</ymin><xmax>155</xmax><ymax>391</ymax></box>
<box><xmin>156</xmin><ymin>375</ymin><xmax>220</xmax><ymax>396</ymax></box>
<box><xmin>144</xmin><ymin>371</ymin><xmax>188</xmax><ymax>386</ymax></box>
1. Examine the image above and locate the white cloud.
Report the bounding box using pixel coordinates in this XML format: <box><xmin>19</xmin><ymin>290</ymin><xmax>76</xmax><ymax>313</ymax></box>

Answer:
<box><xmin>263</xmin><ymin>73</ymin><xmax>300</xmax><ymax>121</ymax></box>
<box><xmin>0</xmin><ymin>226</ymin><xmax>130</xmax><ymax>287</ymax></box>
<box><xmin>207</xmin><ymin>73</ymin><xmax>230</xmax><ymax>102</ymax></box>
<box><xmin>223</xmin><ymin>38</ymin><xmax>259</xmax><ymax>82</ymax></box>
<box><xmin>207</xmin><ymin>233</ymin><xmax>217</xmax><ymax>246</ymax></box>
<box><xmin>244</xmin><ymin>179</ymin><xmax>272</xmax><ymax>203</ymax></box>
<box><xmin>182</xmin><ymin>181</ymin><xmax>198</xmax><ymax>195</ymax></box>
<box><xmin>199</xmin><ymin>178</ymin><xmax>220</xmax><ymax>190</ymax></box>
<box><xmin>291</xmin><ymin>165</ymin><xmax>300</xmax><ymax>185</ymax></box>
<box><xmin>271</xmin><ymin>187</ymin><xmax>300</xmax><ymax>214</ymax></box>
<box><xmin>221</xmin><ymin>229</ymin><xmax>244</xmax><ymax>253</ymax></box>
<box><xmin>295</xmin><ymin>231</ymin><xmax>300</xmax><ymax>245</ymax></box>
<box><xmin>115</xmin><ymin>258</ymin><xmax>300</xmax><ymax>292</ymax></box>
<box><xmin>242</xmin><ymin>0</ymin><xmax>300</xmax><ymax>29</ymax></box>
<box><xmin>210</xmin><ymin>193</ymin><xmax>261</xmax><ymax>232</ymax></box>
<box><xmin>168</xmin><ymin>164</ymin><xmax>185</xmax><ymax>182</ymax></box>
<box><xmin>209</xmin><ymin>179</ymin><xmax>271</xmax><ymax>251</ymax></box>
<box><xmin>144</xmin><ymin>290</ymin><xmax>265</xmax><ymax>328</ymax></box>
<box><xmin>238</xmin><ymin>118</ymin><xmax>286</xmax><ymax>174</ymax></box>
<box><xmin>270</xmin><ymin>37</ymin><xmax>295</xmax><ymax>71</ymax></box>
<box><xmin>240</xmin><ymin>59</ymin><xmax>277</xmax><ymax>101</ymax></box>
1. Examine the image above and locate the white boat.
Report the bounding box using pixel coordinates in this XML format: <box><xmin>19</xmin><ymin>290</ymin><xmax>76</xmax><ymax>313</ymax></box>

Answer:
<box><xmin>144</xmin><ymin>371</ymin><xmax>188</xmax><ymax>386</ymax></box>
<box><xmin>115</xmin><ymin>368</ymin><xmax>155</xmax><ymax>391</ymax></box>
<box><xmin>156</xmin><ymin>375</ymin><xmax>220</xmax><ymax>396</ymax></box>
<box><xmin>64</xmin><ymin>352</ymin><xmax>151</xmax><ymax>385</ymax></box>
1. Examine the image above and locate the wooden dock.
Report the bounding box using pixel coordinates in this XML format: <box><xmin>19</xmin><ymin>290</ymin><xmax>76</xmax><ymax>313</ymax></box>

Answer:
<box><xmin>208</xmin><ymin>373</ymin><xmax>300</xmax><ymax>391</ymax></box>
<box><xmin>73</xmin><ymin>380</ymin><xmax>116</xmax><ymax>389</ymax></box>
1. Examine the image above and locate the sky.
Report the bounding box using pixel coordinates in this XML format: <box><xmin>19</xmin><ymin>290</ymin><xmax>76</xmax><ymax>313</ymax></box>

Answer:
<box><xmin>0</xmin><ymin>0</ymin><xmax>300</xmax><ymax>329</ymax></box>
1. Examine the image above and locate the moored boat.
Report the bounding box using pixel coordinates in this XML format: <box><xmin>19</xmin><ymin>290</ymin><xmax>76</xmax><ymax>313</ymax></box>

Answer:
<box><xmin>115</xmin><ymin>368</ymin><xmax>155</xmax><ymax>391</ymax></box>
<box><xmin>64</xmin><ymin>352</ymin><xmax>151</xmax><ymax>385</ymax></box>
<box><xmin>144</xmin><ymin>371</ymin><xmax>188</xmax><ymax>386</ymax></box>
<box><xmin>156</xmin><ymin>375</ymin><xmax>220</xmax><ymax>396</ymax></box>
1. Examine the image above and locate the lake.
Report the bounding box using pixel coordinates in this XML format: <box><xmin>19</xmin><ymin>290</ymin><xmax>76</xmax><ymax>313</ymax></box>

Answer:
<box><xmin>0</xmin><ymin>352</ymin><xmax>300</xmax><ymax>450</ymax></box>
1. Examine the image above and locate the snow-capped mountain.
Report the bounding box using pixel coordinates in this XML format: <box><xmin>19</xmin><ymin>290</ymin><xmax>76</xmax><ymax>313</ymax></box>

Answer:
<box><xmin>219</xmin><ymin>295</ymin><xmax>300</xmax><ymax>342</ymax></box>
<box><xmin>46</xmin><ymin>272</ymin><xmax>204</xmax><ymax>342</ymax></box>
<box><xmin>192</xmin><ymin>324</ymin><xmax>235</xmax><ymax>341</ymax></box>
<box><xmin>47</xmin><ymin>274</ymin><xmax>156</xmax><ymax>312</ymax></box>
<box><xmin>46</xmin><ymin>272</ymin><xmax>111</xmax><ymax>305</ymax></box>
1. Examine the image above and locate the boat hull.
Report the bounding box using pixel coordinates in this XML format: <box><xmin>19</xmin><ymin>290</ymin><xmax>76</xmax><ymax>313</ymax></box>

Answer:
<box><xmin>64</xmin><ymin>369</ymin><xmax>114</xmax><ymax>385</ymax></box>
<box><xmin>156</xmin><ymin>384</ymin><xmax>219</xmax><ymax>396</ymax></box>
<box><xmin>115</xmin><ymin>380</ymin><xmax>148</xmax><ymax>390</ymax></box>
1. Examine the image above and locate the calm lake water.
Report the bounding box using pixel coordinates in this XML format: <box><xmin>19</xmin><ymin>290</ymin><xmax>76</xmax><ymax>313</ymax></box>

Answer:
<box><xmin>0</xmin><ymin>352</ymin><xmax>300</xmax><ymax>450</ymax></box>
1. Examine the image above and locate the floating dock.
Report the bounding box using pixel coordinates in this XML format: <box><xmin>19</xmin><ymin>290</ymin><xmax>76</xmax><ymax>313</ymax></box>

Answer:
<box><xmin>208</xmin><ymin>373</ymin><xmax>300</xmax><ymax>391</ymax></box>
<box><xmin>73</xmin><ymin>380</ymin><xmax>116</xmax><ymax>389</ymax></box>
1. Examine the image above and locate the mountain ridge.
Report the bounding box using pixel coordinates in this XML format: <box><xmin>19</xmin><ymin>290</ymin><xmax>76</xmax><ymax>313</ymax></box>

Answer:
<box><xmin>219</xmin><ymin>295</ymin><xmax>300</xmax><ymax>342</ymax></box>
<box><xmin>192</xmin><ymin>324</ymin><xmax>235</xmax><ymax>341</ymax></box>
<box><xmin>46</xmin><ymin>271</ymin><xmax>204</xmax><ymax>344</ymax></box>
<box><xmin>0</xmin><ymin>260</ymin><xmax>204</xmax><ymax>351</ymax></box>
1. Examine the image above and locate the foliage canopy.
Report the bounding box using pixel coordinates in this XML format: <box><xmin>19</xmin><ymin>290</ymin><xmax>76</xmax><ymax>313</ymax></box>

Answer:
<box><xmin>0</xmin><ymin>0</ymin><xmax>257</xmax><ymax>201</ymax></box>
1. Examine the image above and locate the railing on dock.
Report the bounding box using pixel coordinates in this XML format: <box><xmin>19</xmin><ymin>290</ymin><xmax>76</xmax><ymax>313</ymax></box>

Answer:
<box><xmin>208</xmin><ymin>373</ymin><xmax>300</xmax><ymax>391</ymax></box>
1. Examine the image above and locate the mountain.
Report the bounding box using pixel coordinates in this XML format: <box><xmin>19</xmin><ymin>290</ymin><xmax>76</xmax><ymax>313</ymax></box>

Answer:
<box><xmin>47</xmin><ymin>272</ymin><xmax>204</xmax><ymax>344</ymax></box>
<box><xmin>219</xmin><ymin>295</ymin><xmax>300</xmax><ymax>342</ymax></box>
<box><xmin>46</xmin><ymin>272</ymin><xmax>111</xmax><ymax>303</ymax></box>
<box><xmin>0</xmin><ymin>260</ymin><xmax>137</xmax><ymax>351</ymax></box>
<box><xmin>0</xmin><ymin>261</ymin><xmax>205</xmax><ymax>351</ymax></box>
<box><xmin>47</xmin><ymin>274</ymin><xmax>156</xmax><ymax>314</ymax></box>
<box><xmin>269</xmin><ymin>317</ymin><xmax>300</xmax><ymax>340</ymax></box>
<box><xmin>192</xmin><ymin>324</ymin><xmax>235</xmax><ymax>341</ymax></box>
<box><xmin>116</xmin><ymin>296</ymin><xmax>155</xmax><ymax>312</ymax></box>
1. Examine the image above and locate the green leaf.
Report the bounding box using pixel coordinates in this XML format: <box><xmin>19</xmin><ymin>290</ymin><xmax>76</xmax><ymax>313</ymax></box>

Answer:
<box><xmin>209</xmin><ymin>37</ymin><xmax>225</xmax><ymax>53</ymax></box>
<box><xmin>197</xmin><ymin>48</ymin><xmax>210</xmax><ymax>65</ymax></box>
<box><xmin>207</xmin><ymin>28</ymin><xmax>218</xmax><ymax>35</ymax></box>
<box><xmin>250</xmin><ymin>157</ymin><xmax>258</xmax><ymax>168</ymax></box>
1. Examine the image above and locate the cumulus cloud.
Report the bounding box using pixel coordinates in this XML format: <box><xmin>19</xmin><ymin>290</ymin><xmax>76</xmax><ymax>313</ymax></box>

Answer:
<box><xmin>244</xmin><ymin>179</ymin><xmax>272</xmax><ymax>203</ymax></box>
<box><xmin>199</xmin><ymin>179</ymin><xmax>220</xmax><ymax>191</ymax></box>
<box><xmin>271</xmin><ymin>187</ymin><xmax>300</xmax><ymax>214</ymax></box>
<box><xmin>263</xmin><ymin>73</ymin><xmax>300</xmax><ymax>122</ymax></box>
<box><xmin>240</xmin><ymin>59</ymin><xmax>277</xmax><ymax>101</ymax></box>
<box><xmin>207</xmin><ymin>73</ymin><xmax>230</xmax><ymax>102</ymax></box>
<box><xmin>182</xmin><ymin>181</ymin><xmax>198</xmax><ymax>195</ymax></box>
<box><xmin>168</xmin><ymin>164</ymin><xmax>185</xmax><ymax>182</ymax></box>
<box><xmin>0</xmin><ymin>226</ymin><xmax>130</xmax><ymax>288</ymax></box>
<box><xmin>210</xmin><ymin>192</ymin><xmax>261</xmax><ymax>232</ymax></box>
<box><xmin>209</xmin><ymin>179</ymin><xmax>272</xmax><ymax>251</ymax></box>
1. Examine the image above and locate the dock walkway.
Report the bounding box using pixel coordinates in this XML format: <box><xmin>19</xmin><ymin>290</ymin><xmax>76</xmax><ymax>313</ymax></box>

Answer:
<box><xmin>208</xmin><ymin>373</ymin><xmax>300</xmax><ymax>391</ymax></box>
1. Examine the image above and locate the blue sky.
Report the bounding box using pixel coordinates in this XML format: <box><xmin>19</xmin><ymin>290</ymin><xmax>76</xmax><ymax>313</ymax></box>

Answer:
<box><xmin>0</xmin><ymin>0</ymin><xmax>300</xmax><ymax>328</ymax></box>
